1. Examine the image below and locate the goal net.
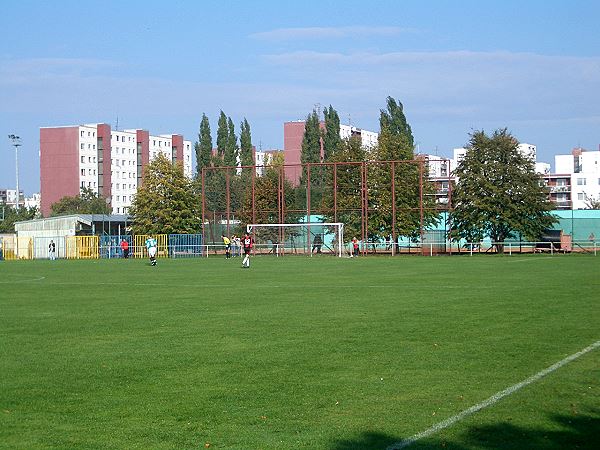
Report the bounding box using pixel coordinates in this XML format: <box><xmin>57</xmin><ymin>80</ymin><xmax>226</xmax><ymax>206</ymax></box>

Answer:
<box><xmin>247</xmin><ymin>223</ymin><xmax>345</xmax><ymax>257</ymax></box>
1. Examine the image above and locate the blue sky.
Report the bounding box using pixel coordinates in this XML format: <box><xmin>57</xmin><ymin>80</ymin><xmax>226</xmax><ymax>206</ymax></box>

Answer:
<box><xmin>1</xmin><ymin>0</ymin><xmax>599</xmax><ymax>194</ymax></box>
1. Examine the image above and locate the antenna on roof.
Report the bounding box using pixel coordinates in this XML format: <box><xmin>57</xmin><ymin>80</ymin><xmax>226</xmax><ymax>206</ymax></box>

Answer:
<box><xmin>115</xmin><ymin>116</ymin><xmax>119</xmax><ymax>131</ymax></box>
<box><xmin>314</xmin><ymin>103</ymin><xmax>321</xmax><ymax>118</ymax></box>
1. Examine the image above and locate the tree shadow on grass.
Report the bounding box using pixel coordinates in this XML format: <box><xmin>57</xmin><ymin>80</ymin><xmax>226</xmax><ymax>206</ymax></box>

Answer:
<box><xmin>329</xmin><ymin>410</ymin><xmax>600</xmax><ymax>449</ymax></box>
<box><xmin>328</xmin><ymin>431</ymin><xmax>401</xmax><ymax>450</ymax></box>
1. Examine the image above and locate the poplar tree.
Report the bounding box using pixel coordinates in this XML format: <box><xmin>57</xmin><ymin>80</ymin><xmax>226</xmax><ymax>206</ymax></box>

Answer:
<box><xmin>323</xmin><ymin>105</ymin><xmax>341</xmax><ymax>161</ymax></box>
<box><xmin>195</xmin><ymin>113</ymin><xmax>212</xmax><ymax>177</ymax></box>
<box><xmin>239</xmin><ymin>118</ymin><xmax>254</xmax><ymax>168</ymax></box>
<box><xmin>298</xmin><ymin>109</ymin><xmax>323</xmax><ymax>211</ymax></box>
<box><xmin>216</xmin><ymin>111</ymin><xmax>228</xmax><ymax>158</ymax></box>
<box><xmin>371</xmin><ymin>96</ymin><xmax>437</xmax><ymax>240</ymax></box>
<box><xmin>301</xmin><ymin>109</ymin><xmax>322</xmax><ymax>167</ymax></box>
<box><xmin>224</xmin><ymin>117</ymin><xmax>238</xmax><ymax>168</ymax></box>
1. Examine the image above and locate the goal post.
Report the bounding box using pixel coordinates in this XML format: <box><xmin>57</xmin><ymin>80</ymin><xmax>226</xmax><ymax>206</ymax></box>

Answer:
<box><xmin>247</xmin><ymin>223</ymin><xmax>345</xmax><ymax>257</ymax></box>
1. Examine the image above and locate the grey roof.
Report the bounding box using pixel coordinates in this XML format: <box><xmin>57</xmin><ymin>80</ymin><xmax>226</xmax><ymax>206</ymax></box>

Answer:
<box><xmin>14</xmin><ymin>214</ymin><xmax>131</xmax><ymax>226</ymax></box>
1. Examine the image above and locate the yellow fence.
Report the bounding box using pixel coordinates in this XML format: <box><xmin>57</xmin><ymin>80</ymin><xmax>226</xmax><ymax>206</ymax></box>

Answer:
<box><xmin>66</xmin><ymin>236</ymin><xmax>99</xmax><ymax>259</ymax></box>
<box><xmin>0</xmin><ymin>236</ymin><xmax>33</xmax><ymax>260</ymax></box>
<box><xmin>133</xmin><ymin>235</ymin><xmax>168</xmax><ymax>259</ymax></box>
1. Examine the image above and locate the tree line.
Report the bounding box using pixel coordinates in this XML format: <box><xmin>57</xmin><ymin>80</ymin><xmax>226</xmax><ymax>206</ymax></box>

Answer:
<box><xmin>35</xmin><ymin>97</ymin><xmax>559</xmax><ymax>250</ymax></box>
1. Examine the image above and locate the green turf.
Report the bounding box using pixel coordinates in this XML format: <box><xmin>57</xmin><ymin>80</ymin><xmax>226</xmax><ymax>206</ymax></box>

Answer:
<box><xmin>0</xmin><ymin>255</ymin><xmax>598</xmax><ymax>449</ymax></box>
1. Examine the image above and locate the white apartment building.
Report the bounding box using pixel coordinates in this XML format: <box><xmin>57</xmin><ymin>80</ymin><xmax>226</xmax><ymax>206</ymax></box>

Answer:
<box><xmin>555</xmin><ymin>148</ymin><xmax>600</xmax><ymax>209</ymax></box>
<box><xmin>40</xmin><ymin>123</ymin><xmax>192</xmax><ymax>216</ymax></box>
<box><xmin>339</xmin><ymin>124</ymin><xmax>379</xmax><ymax>148</ymax></box>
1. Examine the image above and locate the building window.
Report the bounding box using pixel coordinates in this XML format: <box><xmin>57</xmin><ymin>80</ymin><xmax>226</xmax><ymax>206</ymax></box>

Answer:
<box><xmin>81</xmin><ymin>143</ymin><xmax>85</xmax><ymax>150</ymax></box>
<box><xmin>578</xmin><ymin>193</ymin><xmax>585</xmax><ymax>200</ymax></box>
<box><xmin>81</xmin><ymin>181</ymin><xmax>85</xmax><ymax>188</ymax></box>
<box><xmin>81</xmin><ymin>131</ymin><xmax>84</xmax><ymax>137</ymax></box>
<box><xmin>577</xmin><ymin>178</ymin><xmax>586</xmax><ymax>186</ymax></box>
<box><xmin>81</xmin><ymin>156</ymin><xmax>85</xmax><ymax>163</ymax></box>
<box><xmin>81</xmin><ymin>169</ymin><xmax>85</xmax><ymax>176</ymax></box>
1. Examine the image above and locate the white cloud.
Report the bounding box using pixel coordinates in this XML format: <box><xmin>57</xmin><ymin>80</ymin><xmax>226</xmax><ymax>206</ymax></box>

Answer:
<box><xmin>250</xmin><ymin>26</ymin><xmax>415</xmax><ymax>41</ymax></box>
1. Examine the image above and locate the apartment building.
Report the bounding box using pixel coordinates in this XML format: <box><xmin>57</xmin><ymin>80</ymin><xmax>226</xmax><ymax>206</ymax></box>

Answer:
<box><xmin>554</xmin><ymin>147</ymin><xmax>600</xmax><ymax>209</ymax></box>
<box><xmin>40</xmin><ymin>123</ymin><xmax>192</xmax><ymax>216</ymax></box>
<box><xmin>283</xmin><ymin>121</ymin><xmax>378</xmax><ymax>185</ymax></box>
<box><xmin>254</xmin><ymin>149</ymin><xmax>283</xmax><ymax>176</ymax></box>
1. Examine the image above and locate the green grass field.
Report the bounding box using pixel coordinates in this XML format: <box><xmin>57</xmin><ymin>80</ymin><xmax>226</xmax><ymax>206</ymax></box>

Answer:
<box><xmin>1</xmin><ymin>254</ymin><xmax>599</xmax><ymax>450</ymax></box>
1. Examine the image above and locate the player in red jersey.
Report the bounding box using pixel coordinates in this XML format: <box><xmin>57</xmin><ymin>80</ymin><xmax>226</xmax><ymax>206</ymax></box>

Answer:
<box><xmin>242</xmin><ymin>233</ymin><xmax>253</xmax><ymax>268</ymax></box>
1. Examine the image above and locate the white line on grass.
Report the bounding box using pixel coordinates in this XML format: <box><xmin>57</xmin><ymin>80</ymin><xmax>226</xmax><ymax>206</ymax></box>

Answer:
<box><xmin>386</xmin><ymin>339</ymin><xmax>600</xmax><ymax>450</ymax></box>
<box><xmin>0</xmin><ymin>276</ymin><xmax>46</xmax><ymax>283</ymax></box>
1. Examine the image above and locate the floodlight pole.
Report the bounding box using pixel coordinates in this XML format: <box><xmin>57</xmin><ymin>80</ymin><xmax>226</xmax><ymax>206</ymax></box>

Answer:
<box><xmin>8</xmin><ymin>135</ymin><xmax>21</xmax><ymax>210</ymax></box>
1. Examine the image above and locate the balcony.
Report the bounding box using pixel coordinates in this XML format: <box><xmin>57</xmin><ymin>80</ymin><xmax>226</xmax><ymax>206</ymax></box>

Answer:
<box><xmin>553</xmin><ymin>200</ymin><xmax>572</xmax><ymax>209</ymax></box>
<box><xmin>550</xmin><ymin>185</ymin><xmax>570</xmax><ymax>193</ymax></box>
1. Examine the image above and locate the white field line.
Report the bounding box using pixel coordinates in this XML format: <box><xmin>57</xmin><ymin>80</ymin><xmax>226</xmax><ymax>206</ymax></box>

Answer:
<box><xmin>0</xmin><ymin>276</ymin><xmax>46</xmax><ymax>283</ymax></box>
<box><xmin>386</xmin><ymin>339</ymin><xmax>600</xmax><ymax>450</ymax></box>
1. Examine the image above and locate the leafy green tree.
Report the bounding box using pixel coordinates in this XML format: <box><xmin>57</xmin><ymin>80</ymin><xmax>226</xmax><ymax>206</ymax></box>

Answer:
<box><xmin>0</xmin><ymin>204</ymin><xmax>39</xmax><ymax>232</ymax></box>
<box><xmin>50</xmin><ymin>187</ymin><xmax>111</xmax><ymax>216</ymax></box>
<box><xmin>224</xmin><ymin>117</ymin><xmax>238</xmax><ymax>168</ymax></box>
<box><xmin>323</xmin><ymin>105</ymin><xmax>341</xmax><ymax>161</ymax></box>
<box><xmin>449</xmin><ymin>129</ymin><xmax>556</xmax><ymax>252</ymax></box>
<box><xmin>239</xmin><ymin>118</ymin><xmax>254</xmax><ymax>169</ymax></box>
<box><xmin>323</xmin><ymin>137</ymin><xmax>366</xmax><ymax>242</ymax></box>
<box><xmin>216</xmin><ymin>111</ymin><xmax>228</xmax><ymax>158</ymax></box>
<box><xmin>129</xmin><ymin>153</ymin><xmax>201</xmax><ymax>234</ymax></box>
<box><xmin>370</xmin><ymin>97</ymin><xmax>438</xmax><ymax>240</ymax></box>
<box><xmin>238</xmin><ymin>153</ymin><xmax>296</xmax><ymax>237</ymax></box>
<box><xmin>195</xmin><ymin>113</ymin><xmax>212</xmax><ymax>177</ymax></box>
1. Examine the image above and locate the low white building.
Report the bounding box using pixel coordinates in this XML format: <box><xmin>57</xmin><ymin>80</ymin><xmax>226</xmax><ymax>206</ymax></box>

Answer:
<box><xmin>339</xmin><ymin>124</ymin><xmax>378</xmax><ymax>148</ymax></box>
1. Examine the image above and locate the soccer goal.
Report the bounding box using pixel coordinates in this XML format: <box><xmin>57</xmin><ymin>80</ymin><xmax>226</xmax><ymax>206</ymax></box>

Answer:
<box><xmin>247</xmin><ymin>223</ymin><xmax>345</xmax><ymax>257</ymax></box>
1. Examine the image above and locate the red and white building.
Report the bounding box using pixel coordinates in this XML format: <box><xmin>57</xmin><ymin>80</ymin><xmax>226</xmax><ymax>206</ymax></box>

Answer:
<box><xmin>40</xmin><ymin>123</ymin><xmax>192</xmax><ymax>216</ymax></box>
<box><xmin>283</xmin><ymin>121</ymin><xmax>378</xmax><ymax>185</ymax></box>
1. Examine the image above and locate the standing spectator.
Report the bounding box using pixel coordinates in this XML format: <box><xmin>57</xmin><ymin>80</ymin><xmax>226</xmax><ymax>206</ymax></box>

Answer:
<box><xmin>120</xmin><ymin>238</ymin><xmax>129</xmax><ymax>259</ymax></box>
<box><xmin>145</xmin><ymin>236</ymin><xmax>158</xmax><ymax>266</ymax></box>
<box><xmin>233</xmin><ymin>236</ymin><xmax>242</xmax><ymax>257</ymax></box>
<box><xmin>242</xmin><ymin>232</ymin><xmax>253</xmax><ymax>268</ymax></box>
<box><xmin>351</xmin><ymin>237</ymin><xmax>359</xmax><ymax>257</ymax></box>
<box><xmin>48</xmin><ymin>240</ymin><xmax>57</xmax><ymax>260</ymax></box>
<box><xmin>222</xmin><ymin>234</ymin><xmax>231</xmax><ymax>259</ymax></box>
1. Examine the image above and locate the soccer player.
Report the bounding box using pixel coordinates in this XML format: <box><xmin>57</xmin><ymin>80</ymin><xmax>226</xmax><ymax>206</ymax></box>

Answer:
<box><xmin>242</xmin><ymin>232</ymin><xmax>253</xmax><ymax>268</ymax></box>
<box><xmin>145</xmin><ymin>236</ymin><xmax>158</xmax><ymax>266</ymax></box>
<box><xmin>48</xmin><ymin>240</ymin><xmax>56</xmax><ymax>260</ymax></box>
<box><xmin>222</xmin><ymin>234</ymin><xmax>231</xmax><ymax>259</ymax></box>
